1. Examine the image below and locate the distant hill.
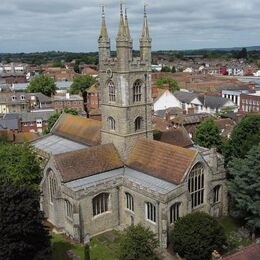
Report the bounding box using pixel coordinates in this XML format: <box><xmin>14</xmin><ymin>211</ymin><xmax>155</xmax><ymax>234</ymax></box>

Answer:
<box><xmin>198</xmin><ymin>46</ymin><xmax>260</xmax><ymax>51</ymax></box>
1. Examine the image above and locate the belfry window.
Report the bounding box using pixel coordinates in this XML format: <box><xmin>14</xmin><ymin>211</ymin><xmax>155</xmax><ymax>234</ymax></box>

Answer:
<box><xmin>170</xmin><ymin>203</ymin><xmax>181</xmax><ymax>224</ymax></box>
<box><xmin>133</xmin><ymin>80</ymin><xmax>142</xmax><ymax>102</ymax></box>
<box><xmin>93</xmin><ymin>193</ymin><xmax>109</xmax><ymax>216</ymax></box>
<box><xmin>145</xmin><ymin>202</ymin><xmax>156</xmax><ymax>223</ymax></box>
<box><xmin>108</xmin><ymin>117</ymin><xmax>116</xmax><ymax>130</ymax></box>
<box><xmin>134</xmin><ymin>116</ymin><xmax>142</xmax><ymax>131</ymax></box>
<box><xmin>125</xmin><ymin>192</ymin><xmax>134</xmax><ymax>212</ymax></box>
<box><xmin>108</xmin><ymin>81</ymin><xmax>115</xmax><ymax>102</ymax></box>
<box><xmin>188</xmin><ymin>163</ymin><xmax>204</xmax><ymax>209</ymax></box>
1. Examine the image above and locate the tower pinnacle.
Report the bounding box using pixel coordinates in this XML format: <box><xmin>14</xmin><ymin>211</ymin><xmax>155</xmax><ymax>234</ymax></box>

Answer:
<box><xmin>99</xmin><ymin>5</ymin><xmax>109</xmax><ymax>40</ymax></box>
<box><xmin>117</xmin><ymin>3</ymin><xmax>126</xmax><ymax>39</ymax></box>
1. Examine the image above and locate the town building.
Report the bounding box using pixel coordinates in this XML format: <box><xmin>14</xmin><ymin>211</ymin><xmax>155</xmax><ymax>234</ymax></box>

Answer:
<box><xmin>53</xmin><ymin>93</ymin><xmax>84</xmax><ymax>113</ymax></box>
<box><xmin>35</xmin><ymin>6</ymin><xmax>228</xmax><ymax>248</ymax></box>
<box><xmin>44</xmin><ymin>67</ymin><xmax>75</xmax><ymax>81</ymax></box>
<box><xmin>240</xmin><ymin>92</ymin><xmax>260</xmax><ymax>112</ymax></box>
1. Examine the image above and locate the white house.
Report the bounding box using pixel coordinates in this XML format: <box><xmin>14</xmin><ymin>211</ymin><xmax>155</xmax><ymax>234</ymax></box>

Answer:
<box><xmin>153</xmin><ymin>90</ymin><xmax>181</xmax><ymax>111</ymax></box>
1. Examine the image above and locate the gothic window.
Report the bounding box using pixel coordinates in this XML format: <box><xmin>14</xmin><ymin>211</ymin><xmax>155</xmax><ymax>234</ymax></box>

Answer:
<box><xmin>170</xmin><ymin>202</ymin><xmax>181</xmax><ymax>224</ymax></box>
<box><xmin>134</xmin><ymin>116</ymin><xmax>142</xmax><ymax>131</ymax></box>
<box><xmin>125</xmin><ymin>192</ymin><xmax>134</xmax><ymax>212</ymax></box>
<box><xmin>108</xmin><ymin>81</ymin><xmax>115</xmax><ymax>102</ymax></box>
<box><xmin>65</xmin><ymin>200</ymin><xmax>73</xmax><ymax>219</ymax></box>
<box><xmin>92</xmin><ymin>193</ymin><xmax>109</xmax><ymax>216</ymax></box>
<box><xmin>133</xmin><ymin>80</ymin><xmax>142</xmax><ymax>102</ymax></box>
<box><xmin>213</xmin><ymin>185</ymin><xmax>221</xmax><ymax>203</ymax></box>
<box><xmin>188</xmin><ymin>163</ymin><xmax>204</xmax><ymax>209</ymax></box>
<box><xmin>145</xmin><ymin>202</ymin><xmax>156</xmax><ymax>223</ymax></box>
<box><xmin>108</xmin><ymin>117</ymin><xmax>116</xmax><ymax>130</ymax></box>
<box><xmin>48</xmin><ymin>171</ymin><xmax>57</xmax><ymax>203</ymax></box>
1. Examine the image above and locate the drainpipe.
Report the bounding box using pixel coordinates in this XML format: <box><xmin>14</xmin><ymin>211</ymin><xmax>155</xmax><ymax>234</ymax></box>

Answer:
<box><xmin>144</xmin><ymin>73</ymin><xmax>148</xmax><ymax>138</ymax></box>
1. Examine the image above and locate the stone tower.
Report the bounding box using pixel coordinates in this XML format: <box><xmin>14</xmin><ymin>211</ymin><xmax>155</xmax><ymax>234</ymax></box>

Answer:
<box><xmin>99</xmin><ymin>5</ymin><xmax>153</xmax><ymax>161</ymax></box>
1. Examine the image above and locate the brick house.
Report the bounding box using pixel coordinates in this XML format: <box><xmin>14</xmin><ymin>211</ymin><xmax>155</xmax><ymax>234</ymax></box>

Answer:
<box><xmin>240</xmin><ymin>92</ymin><xmax>260</xmax><ymax>112</ymax></box>
<box><xmin>53</xmin><ymin>93</ymin><xmax>84</xmax><ymax>113</ymax></box>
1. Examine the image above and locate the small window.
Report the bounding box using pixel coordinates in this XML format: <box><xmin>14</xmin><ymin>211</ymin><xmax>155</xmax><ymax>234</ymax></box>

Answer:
<box><xmin>20</xmin><ymin>95</ymin><xmax>25</xmax><ymax>100</ymax></box>
<box><xmin>135</xmin><ymin>117</ymin><xmax>142</xmax><ymax>131</ymax></box>
<box><xmin>133</xmin><ymin>80</ymin><xmax>142</xmax><ymax>102</ymax></box>
<box><xmin>65</xmin><ymin>200</ymin><xmax>73</xmax><ymax>219</ymax></box>
<box><xmin>170</xmin><ymin>203</ymin><xmax>181</xmax><ymax>224</ymax></box>
<box><xmin>93</xmin><ymin>193</ymin><xmax>109</xmax><ymax>216</ymax></box>
<box><xmin>213</xmin><ymin>185</ymin><xmax>221</xmax><ymax>203</ymax></box>
<box><xmin>145</xmin><ymin>202</ymin><xmax>156</xmax><ymax>223</ymax></box>
<box><xmin>125</xmin><ymin>193</ymin><xmax>134</xmax><ymax>212</ymax></box>
<box><xmin>108</xmin><ymin>81</ymin><xmax>115</xmax><ymax>102</ymax></box>
<box><xmin>108</xmin><ymin>117</ymin><xmax>115</xmax><ymax>130</ymax></box>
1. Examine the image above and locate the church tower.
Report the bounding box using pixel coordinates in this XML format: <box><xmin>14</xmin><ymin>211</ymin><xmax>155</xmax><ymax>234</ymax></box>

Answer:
<box><xmin>99</xmin><ymin>4</ymin><xmax>153</xmax><ymax>161</ymax></box>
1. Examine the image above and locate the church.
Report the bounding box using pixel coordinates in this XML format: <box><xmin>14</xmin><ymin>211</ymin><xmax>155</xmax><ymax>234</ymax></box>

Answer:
<box><xmin>36</xmin><ymin>5</ymin><xmax>228</xmax><ymax>248</ymax></box>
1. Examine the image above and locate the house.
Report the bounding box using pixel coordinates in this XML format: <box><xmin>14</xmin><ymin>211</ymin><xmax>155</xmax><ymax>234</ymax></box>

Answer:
<box><xmin>214</xmin><ymin>118</ymin><xmax>236</xmax><ymax>139</ymax></box>
<box><xmin>153</xmin><ymin>90</ymin><xmax>182</xmax><ymax>111</ymax></box>
<box><xmin>87</xmin><ymin>83</ymin><xmax>100</xmax><ymax>112</ymax></box>
<box><xmin>26</xmin><ymin>92</ymin><xmax>53</xmax><ymax>110</ymax></box>
<box><xmin>53</xmin><ymin>93</ymin><xmax>84</xmax><ymax>113</ymax></box>
<box><xmin>240</xmin><ymin>92</ymin><xmax>260</xmax><ymax>112</ymax></box>
<box><xmin>228</xmin><ymin>66</ymin><xmax>244</xmax><ymax>76</ymax></box>
<box><xmin>35</xmin><ymin>6</ymin><xmax>228</xmax><ymax>249</ymax></box>
<box><xmin>44</xmin><ymin>67</ymin><xmax>75</xmax><ymax>81</ymax></box>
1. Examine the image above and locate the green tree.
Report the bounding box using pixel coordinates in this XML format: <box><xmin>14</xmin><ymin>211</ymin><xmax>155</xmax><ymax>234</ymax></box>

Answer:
<box><xmin>170</xmin><ymin>212</ymin><xmax>226</xmax><ymax>260</ymax></box>
<box><xmin>119</xmin><ymin>224</ymin><xmax>159</xmax><ymax>260</ymax></box>
<box><xmin>0</xmin><ymin>143</ymin><xmax>41</xmax><ymax>186</ymax></box>
<box><xmin>69</xmin><ymin>75</ymin><xmax>96</xmax><ymax>117</ymax></box>
<box><xmin>228</xmin><ymin>144</ymin><xmax>260</xmax><ymax>230</ymax></box>
<box><xmin>195</xmin><ymin>118</ymin><xmax>223</xmax><ymax>152</ymax></box>
<box><xmin>161</xmin><ymin>66</ymin><xmax>171</xmax><ymax>72</ymax></box>
<box><xmin>225</xmin><ymin>115</ymin><xmax>260</xmax><ymax>163</ymax></box>
<box><xmin>156</xmin><ymin>76</ymin><xmax>180</xmax><ymax>92</ymax></box>
<box><xmin>0</xmin><ymin>183</ymin><xmax>51</xmax><ymax>260</ymax></box>
<box><xmin>27</xmin><ymin>75</ymin><xmax>57</xmax><ymax>97</ymax></box>
<box><xmin>171</xmin><ymin>66</ymin><xmax>176</xmax><ymax>73</ymax></box>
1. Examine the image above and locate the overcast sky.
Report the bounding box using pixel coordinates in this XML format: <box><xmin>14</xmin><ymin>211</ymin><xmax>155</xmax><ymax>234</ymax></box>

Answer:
<box><xmin>0</xmin><ymin>0</ymin><xmax>259</xmax><ymax>53</ymax></box>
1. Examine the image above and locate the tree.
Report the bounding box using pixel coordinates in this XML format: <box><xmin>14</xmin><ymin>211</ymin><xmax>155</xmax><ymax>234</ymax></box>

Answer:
<box><xmin>170</xmin><ymin>212</ymin><xmax>226</xmax><ymax>260</ymax></box>
<box><xmin>27</xmin><ymin>75</ymin><xmax>57</xmax><ymax>97</ymax></box>
<box><xmin>119</xmin><ymin>224</ymin><xmax>159</xmax><ymax>260</ymax></box>
<box><xmin>161</xmin><ymin>66</ymin><xmax>171</xmax><ymax>72</ymax></box>
<box><xmin>225</xmin><ymin>115</ymin><xmax>260</xmax><ymax>163</ymax></box>
<box><xmin>228</xmin><ymin>144</ymin><xmax>260</xmax><ymax>231</ymax></box>
<box><xmin>0</xmin><ymin>143</ymin><xmax>41</xmax><ymax>186</ymax></box>
<box><xmin>0</xmin><ymin>183</ymin><xmax>51</xmax><ymax>260</ymax></box>
<box><xmin>156</xmin><ymin>76</ymin><xmax>180</xmax><ymax>92</ymax></box>
<box><xmin>195</xmin><ymin>117</ymin><xmax>223</xmax><ymax>152</ymax></box>
<box><xmin>69</xmin><ymin>75</ymin><xmax>96</xmax><ymax>117</ymax></box>
<box><xmin>44</xmin><ymin>108</ymin><xmax>78</xmax><ymax>134</ymax></box>
<box><xmin>171</xmin><ymin>66</ymin><xmax>176</xmax><ymax>73</ymax></box>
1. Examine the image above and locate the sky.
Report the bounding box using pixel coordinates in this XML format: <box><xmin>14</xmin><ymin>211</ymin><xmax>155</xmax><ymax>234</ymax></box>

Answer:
<box><xmin>0</xmin><ymin>0</ymin><xmax>259</xmax><ymax>53</ymax></box>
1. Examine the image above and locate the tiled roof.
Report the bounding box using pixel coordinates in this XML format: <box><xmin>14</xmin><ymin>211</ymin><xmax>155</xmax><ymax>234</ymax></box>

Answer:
<box><xmin>53</xmin><ymin>143</ymin><xmax>124</xmax><ymax>182</ymax></box>
<box><xmin>158</xmin><ymin>127</ymin><xmax>193</xmax><ymax>148</ymax></box>
<box><xmin>223</xmin><ymin>243</ymin><xmax>260</xmax><ymax>260</ymax></box>
<box><xmin>52</xmin><ymin>113</ymin><xmax>101</xmax><ymax>146</ymax></box>
<box><xmin>127</xmin><ymin>139</ymin><xmax>197</xmax><ymax>184</ymax></box>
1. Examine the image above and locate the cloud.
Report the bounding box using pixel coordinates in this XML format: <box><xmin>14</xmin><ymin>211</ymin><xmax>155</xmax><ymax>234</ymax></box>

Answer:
<box><xmin>0</xmin><ymin>0</ymin><xmax>259</xmax><ymax>52</ymax></box>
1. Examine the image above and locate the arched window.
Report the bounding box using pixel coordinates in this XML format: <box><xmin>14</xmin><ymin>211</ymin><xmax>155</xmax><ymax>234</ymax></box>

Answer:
<box><xmin>213</xmin><ymin>185</ymin><xmax>221</xmax><ymax>203</ymax></box>
<box><xmin>108</xmin><ymin>117</ymin><xmax>116</xmax><ymax>130</ymax></box>
<box><xmin>48</xmin><ymin>171</ymin><xmax>57</xmax><ymax>203</ymax></box>
<box><xmin>145</xmin><ymin>202</ymin><xmax>156</xmax><ymax>223</ymax></box>
<box><xmin>133</xmin><ymin>80</ymin><xmax>142</xmax><ymax>102</ymax></box>
<box><xmin>65</xmin><ymin>200</ymin><xmax>73</xmax><ymax>219</ymax></box>
<box><xmin>188</xmin><ymin>163</ymin><xmax>204</xmax><ymax>208</ymax></box>
<box><xmin>108</xmin><ymin>81</ymin><xmax>115</xmax><ymax>102</ymax></box>
<box><xmin>134</xmin><ymin>116</ymin><xmax>142</xmax><ymax>131</ymax></box>
<box><xmin>93</xmin><ymin>193</ymin><xmax>109</xmax><ymax>216</ymax></box>
<box><xmin>125</xmin><ymin>192</ymin><xmax>134</xmax><ymax>212</ymax></box>
<box><xmin>170</xmin><ymin>202</ymin><xmax>181</xmax><ymax>224</ymax></box>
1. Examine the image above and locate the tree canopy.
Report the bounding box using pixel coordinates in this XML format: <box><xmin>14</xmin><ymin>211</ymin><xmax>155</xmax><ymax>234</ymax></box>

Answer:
<box><xmin>161</xmin><ymin>66</ymin><xmax>171</xmax><ymax>72</ymax></box>
<box><xmin>195</xmin><ymin>117</ymin><xmax>223</xmax><ymax>152</ymax></box>
<box><xmin>119</xmin><ymin>224</ymin><xmax>158</xmax><ymax>260</ymax></box>
<box><xmin>228</xmin><ymin>143</ymin><xmax>260</xmax><ymax>230</ymax></box>
<box><xmin>26</xmin><ymin>75</ymin><xmax>57</xmax><ymax>97</ymax></box>
<box><xmin>0</xmin><ymin>143</ymin><xmax>41</xmax><ymax>186</ymax></box>
<box><xmin>225</xmin><ymin>114</ymin><xmax>260</xmax><ymax>162</ymax></box>
<box><xmin>0</xmin><ymin>183</ymin><xmax>51</xmax><ymax>260</ymax></box>
<box><xmin>170</xmin><ymin>212</ymin><xmax>227</xmax><ymax>260</ymax></box>
<box><xmin>156</xmin><ymin>76</ymin><xmax>180</xmax><ymax>92</ymax></box>
<box><xmin>69</xmin><ymin>75</ymin><xmax>96</xmax><ymax>117</ymax></box>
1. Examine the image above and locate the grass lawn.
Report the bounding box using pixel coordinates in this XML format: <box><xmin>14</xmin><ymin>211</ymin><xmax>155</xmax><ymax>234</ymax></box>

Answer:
<box><xmin>51</xmin><ymin>231</ymin><xmax>120</xmax><ymax>260</ymax></box>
